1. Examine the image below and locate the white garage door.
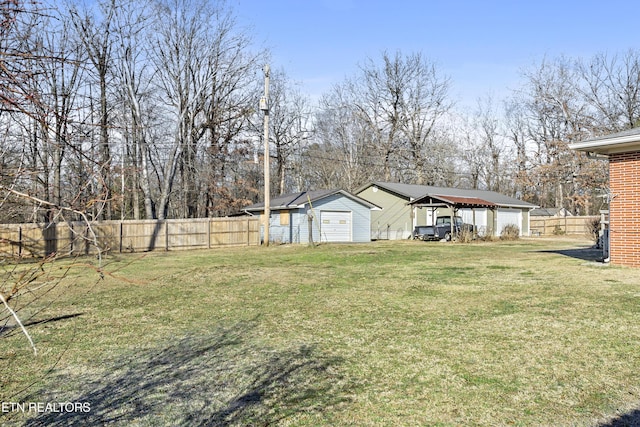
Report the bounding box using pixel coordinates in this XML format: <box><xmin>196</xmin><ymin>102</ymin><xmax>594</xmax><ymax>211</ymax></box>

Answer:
<box><xmin>496</xmin><ymin>208</ymin><xmax>522</xmax><ymax>236</ymax></box>
<box><xmin>320</xmin><ymin>211</ymin><xmax>351</xmax><ymax>242</ymax></box>
<box><xmin>460</xmin><ymin>208</ymin><xmax>488</xmax><ymax>235</ymax></box>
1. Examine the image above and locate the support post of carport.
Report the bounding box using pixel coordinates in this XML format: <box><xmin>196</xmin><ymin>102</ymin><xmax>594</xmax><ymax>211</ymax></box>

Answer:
<box><xmin>408</xmin><ymin>194</ymin><xmax>497</xmax><ymax>240</ymax></box>
<box><xmin>472</xmin><ymin>208</ymin><xmax>477</xmax><ymax>238</ymax></box>
<box><xmin>449</xmin><ymin>207</ymin><xmax>455</xmax><ymax>238</ymax></box>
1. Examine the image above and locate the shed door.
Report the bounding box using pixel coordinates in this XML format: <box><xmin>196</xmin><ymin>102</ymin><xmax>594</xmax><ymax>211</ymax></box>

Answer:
<box><xmin>497</xmin><ymin>208</ymin><xmax>522</xmax><ymax>235</ymax></box>
<box><xmin>320</xmin><ymin>211</ymin><xmax>351</xmax><ymax>242</ymax></box>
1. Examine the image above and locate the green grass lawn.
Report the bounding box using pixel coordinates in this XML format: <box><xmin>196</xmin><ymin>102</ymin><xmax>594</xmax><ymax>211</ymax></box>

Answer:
<box><xmin>2</xmin><ymin>237</ymin><xmax>640</xmax><ymax>426</ymax></box>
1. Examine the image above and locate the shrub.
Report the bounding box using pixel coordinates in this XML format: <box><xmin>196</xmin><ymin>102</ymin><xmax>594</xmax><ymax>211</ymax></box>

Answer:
<box><xmin>553</xmin><ymin>224</ymin><xmax>565</xmax><ymax>235</ymax></box>
<box><xmin>456</xmin><ymin>227</ymin><xmax>475</xmax><ymax>243</ymax></box>
<box><xmin>585</xmin><ymin>217</ymin><xmax>601</xmax><ymax>243</ymax></box>
<box><xmin>500</xmin><ymin>224</ymin><xmax>520</xmax><ymax>241</ymax></box>
<box><xmin>475</xmin><ymin>227</ymin><xmax>496</xmax><ymax>242</ymax></box>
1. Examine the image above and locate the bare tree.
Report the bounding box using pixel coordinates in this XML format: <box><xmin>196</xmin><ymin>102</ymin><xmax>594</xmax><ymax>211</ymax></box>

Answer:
<box><xmin>267</xmin><ymin>68</ymin><xmax>313</xmax><ymax>194</ymax></box>
<box><xmin>199</xmin><ymin>5</ymin><xmax>264</xmax><ymax>216</ymax></box>
<box><xmin>299</xmin><ymin>142</ymin><xmax>343</xmax><ymax>190</ymax></box>
<box><xmin>506</xmin><ymin>56</ymin><xmax>607</xmax><ymax>212</ymax></box>
<box><xmin>457</xmin><ymin>114</ymin><xmax>483</xmax><ymax>190</ymax></box>
<box><xmin>393</xmin><ymin>52</ymin><xmax>453</xmax><ymax>185</ymax></box>
<box><xmin>147</xmin><ymin>0</ymin><xmax>262</xmax><ymax>218</ymax></box>
<box><xmin>70</xmin><ymin>0</ymin><xmax>117</xmax><ymax>220</ymax></box>
<box><xmin>577</xmin><ymin>50</ymin><xmax>640</xmax><ymax>132</ymax></box>
<box><xmin>112</xmin><ymin>0</ymin><xmax>156</xmax><ymax>219</ymax></box>
<box><xmin>470</xmin><ymin>95</ymin><xmax>511</xmax><ymax>192</ymax></box>
<box><xmin>311</xmin><ymin>50</ymin><xmax>454</xmax><ymax>187</ymax></box>
<box><xmin>313</xmin><ymin>85</ymin><xmax>372</xmax><ymax>191</ymax></box>
<box><xmin>38</xmin><ymin>16</ymin><xmax>84</xmax><ymax>219</ymax></box>
<box><xmin>0</xmin><ymin>0</ymin><xmax>108</xmax><ymax>357</ymax></box>
<box><xmin>504</xmin><ymin>97</ymin><xmax>536</xmax><ymax>201</ymax></box>
<box><xmin>148</xmin><ymin>0</ymin><xmax>215</xmax><ymax>219</ymax></box>
<box><xmin>350</xmin><ymin>52</ymin><xmax>408</xmax><ymax>181</ymax></box>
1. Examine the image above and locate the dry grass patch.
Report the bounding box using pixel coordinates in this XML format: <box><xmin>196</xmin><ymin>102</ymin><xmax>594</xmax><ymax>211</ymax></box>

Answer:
<box><xmin>2</xmin><ymin>237</ymin><xmax>640</xmax><ymax>426</ymax></box>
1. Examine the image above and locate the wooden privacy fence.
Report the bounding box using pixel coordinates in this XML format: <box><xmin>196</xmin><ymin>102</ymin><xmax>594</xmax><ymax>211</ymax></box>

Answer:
<box><xmin>529</xmin><ymin>216</ymin><xmax>599</xmax><ymax>236</ymax></box>
<box><xmin>0</xmin><ymin>217</ymin><xmax>260</xmax><ymax>258</ymax></box>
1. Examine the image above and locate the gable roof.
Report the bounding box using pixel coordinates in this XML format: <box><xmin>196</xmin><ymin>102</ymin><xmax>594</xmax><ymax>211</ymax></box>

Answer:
<box><xmin>243</xmin><ymin>189</ymin><xmax>380</xmax><ymax>212</ymax></box>
<box><xmin>357</xmin><ymin>181</ymin><xmax>537</xmax><ymax>209</ymax></box>
<box><xmin>569</xmin><ymin>127</ymin><xmax>640</xmax><ymax>155</ymax></box>
<box><xmin>530</xmin><ymin>207</ymin><xmax>572</xmax><ymax>217</ymax></box>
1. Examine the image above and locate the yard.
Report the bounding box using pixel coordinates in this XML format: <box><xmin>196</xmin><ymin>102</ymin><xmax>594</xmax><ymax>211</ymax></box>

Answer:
<box><xmin>2</xmin><ymin>237</ymin><xmax>640</xmax><ymax>426</ymax></box>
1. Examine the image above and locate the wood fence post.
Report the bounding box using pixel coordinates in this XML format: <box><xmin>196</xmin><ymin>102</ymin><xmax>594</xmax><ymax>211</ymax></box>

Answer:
<box><xmin>165</xmin><ymin>221</ymin><xmax>169</xmax><ymax>251</ymax></box>
<box><xmin>119</xmin><ymin>221</ymin><xmax>123</xmax><ymax>253</ymax></box>
<box><xmin>69</xmin><ymin>222</ymin><xmax>74</xmax><ymax>256</ymax></box>
<box><xmin>18</xmin><ymin>226</ymin><xmax>22</xmax><ymax>257</ymax></box>
<box><xmin>84</xmin><ymin>224</ymin><xmax>90</xmax><ymax>255</ymax></box>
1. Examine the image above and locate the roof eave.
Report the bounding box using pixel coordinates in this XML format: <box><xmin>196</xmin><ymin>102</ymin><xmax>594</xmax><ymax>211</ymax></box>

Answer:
<box><xmin>569</xmin><ymin>135</ymin><xmax>640</xmax><ymax>155</ymax></box>
<box><xmin>500</xmin><ymin>204</ymin><xmax>539</xmax><ymax>209</ymax></box>
<box><xmin>357</xmin><ymin>182</ymin><xmax>412</xmax><ymax>199</ymax></box>
<box><xmin>245</xmin><ymin>189</ymin><xmax>382</xmax><ymax>212</ymax></box>
<box><xmin>244</xmin><ymin>204</ymin><xmax>291</xmax><ymax>212</ymax></box>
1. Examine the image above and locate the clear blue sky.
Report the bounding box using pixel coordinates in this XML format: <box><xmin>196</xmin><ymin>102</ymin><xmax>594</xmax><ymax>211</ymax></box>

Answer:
<box><xmin>235</xmin><ymin>0</ymin><xmax>639</xmax><ymax>109</ymax></box>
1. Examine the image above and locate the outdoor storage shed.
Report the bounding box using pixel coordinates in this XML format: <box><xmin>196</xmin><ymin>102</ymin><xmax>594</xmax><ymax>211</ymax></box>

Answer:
<box><xmin>570</xmin><ymin>128</ymin><xmax>640</xmax><ymax>267</ymax></box>
<box><xmin>356</xmin><ymin>182</ymin><xmax>537</xmax><ymax>240</ymax></box>
<box><xmin>243</xmin><ymin>189</ymin><xmax>379</xmax><ymax>244</ymax></box>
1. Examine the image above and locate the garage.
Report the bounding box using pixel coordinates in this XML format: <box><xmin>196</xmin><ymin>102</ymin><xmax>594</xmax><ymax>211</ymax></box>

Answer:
<box><xmin>243</xmin><ymin>189</ymin><xmax>378</xmax><ymax>244</ymax></box>
<box><xmin>496</xmin><ymin>208</ymin><xmax>522</xmax><ymax>235</ymax></box>
<box><xmin>320</xmin><ymin>211</ymin><xmax>351</xmax><ymax>242</ymax></box>
<box><xmin>360</xmin><ymin>182</ymin><xmax>536</xmax><ymax>239</ymax></box>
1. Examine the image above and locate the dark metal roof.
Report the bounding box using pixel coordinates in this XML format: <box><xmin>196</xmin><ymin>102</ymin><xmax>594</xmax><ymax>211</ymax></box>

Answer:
<box><xmin>358</xmin><ymin>182</ymin><xmax>537</xmax><ymax>209</ymax></box>
<box><xmin>243</xmin><ymin>189</ymin><xmax>380</xmax><ymax>212</ymax></box>
<box><xmin>530</xmin><ymin>207</ymin><xmax>571</xmax><ymax>217</ymax></box>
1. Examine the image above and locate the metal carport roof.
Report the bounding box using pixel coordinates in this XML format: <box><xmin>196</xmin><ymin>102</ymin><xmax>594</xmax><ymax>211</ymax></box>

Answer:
<box><xmin>409</xmin><ymin>194</ymin><xmax>497</xmax><ymax>209</ymax></box>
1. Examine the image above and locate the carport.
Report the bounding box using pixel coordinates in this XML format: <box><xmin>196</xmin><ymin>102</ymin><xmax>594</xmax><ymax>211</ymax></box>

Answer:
<box><xmin>409</xmin><ymin>194</ymin><xmax>497</xmax><ymax>236</ymax></box>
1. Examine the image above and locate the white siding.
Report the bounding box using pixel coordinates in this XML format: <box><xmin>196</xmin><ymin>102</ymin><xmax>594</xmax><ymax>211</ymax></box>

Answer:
<box><xmin>320</xmin><ymin>211</ymin><xmax>351</xmax><ymax>242</ymax></box>
<box><xmin>497</xmin><ymin>208</ymin><xmax>522</xmax><ymax>235</ymax></box>
<box><xmin>256</xmin><ymin>193</ymin><xmax>372</xmax><ymax>244</ymax></box>
<box><xmin>309</xmin><ymin>193</ymin><xmax>371</xmax><ymax>243</ymax></box>
<box><xmin>460</xmin><ymin>208</ymin><xmax>489</xmax><ymax>236</ymax></box>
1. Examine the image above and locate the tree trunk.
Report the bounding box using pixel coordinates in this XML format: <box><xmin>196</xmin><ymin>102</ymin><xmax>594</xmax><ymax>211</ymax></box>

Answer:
<box><xmin>99</xmin><ymin>68</ymin><xmax>111</xmax><ymax>219</ymax></box>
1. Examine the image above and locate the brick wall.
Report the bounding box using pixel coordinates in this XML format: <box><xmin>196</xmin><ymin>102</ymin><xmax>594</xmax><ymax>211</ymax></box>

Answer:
<box><xmin>609</xmin><ymin>151</ymin><xmax>640</xmax><ymax>267</ymax></box>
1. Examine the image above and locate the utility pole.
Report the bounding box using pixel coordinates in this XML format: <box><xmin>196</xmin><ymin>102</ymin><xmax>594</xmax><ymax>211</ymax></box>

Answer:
<box><xmin>260</xmin><ymin>65</ymin><xmax>270</xmax><ymax>246</ymax></box>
